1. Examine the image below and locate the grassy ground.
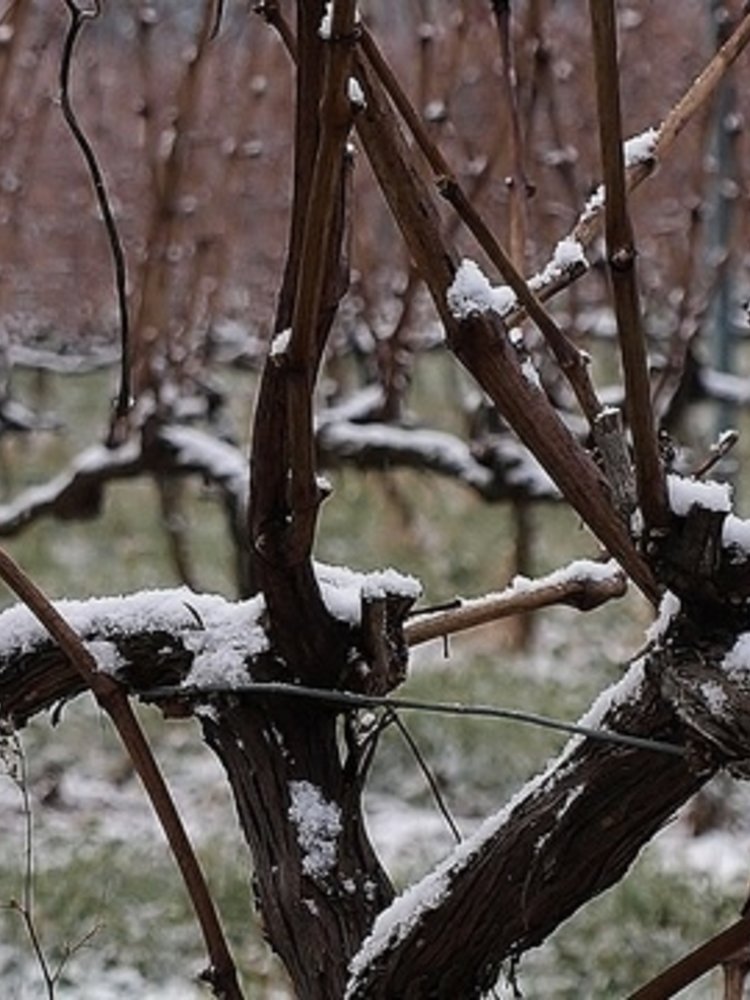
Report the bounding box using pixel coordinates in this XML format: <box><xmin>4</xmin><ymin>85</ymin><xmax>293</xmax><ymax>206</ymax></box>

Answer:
<box><xmin>0</xmin><ymin>360</ymin><xmax>747</xmax><ymax>997</ymax></box>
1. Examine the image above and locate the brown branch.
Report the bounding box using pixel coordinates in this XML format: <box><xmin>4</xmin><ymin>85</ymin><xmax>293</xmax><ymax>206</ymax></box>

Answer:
<box><xmin>496</xmin><ymin>9</ymin><xmax>750</xmax><ymax>329</ymax></box>
<box><xmin>253</xmin><ymin>0</ymin><xmax>297</xmax><ymax>62</ymax></box>
<box><xmin>628</xmin><ymin>916</ymin><xmax>750</xmax><ymax>1000</ymax></box>
<box><xmin>490</xmin><ymin>0</ymin><xmax>531</xmax><ymax>267</ymax></box>
<box><xmin>317</xmin><ymin>418</ymin><xmax>559</xmax><ymax>502</ymax></box>
<box><xmin>346</xmin><ymin>642</ymin><xmax>729</xmax><ymax>998</ymax></box>
<box><xmin>0</xmin><ymin>549</ymin><xmax>243</xmax><ymax>999</ymax></box>
<box><xmin>283</xmin><ymin>0</ymin><xmax>358</xmax><ymax>565</ymax></box>
<box><xmin>359</xmin><ymin>26</ymin><xmax>602</xmax><ymax>427</ymax></box>
<box><xmin>0</xmin><ymin>426</ymin><xmax>247</xmax><ymax>537</ymax></box>
<box><xmin>59</xmin><ymin>0</ymin><xmax>131</xmax><ymax>441</ymax></box>
<box><xmin>588</xmin><ymin>0</ymin><xmax>668</xmax><ymax>533</ymax></box>
<box><xmin>130</xmin><ymin>0</ymin><xmax>216</xmax><ymax>402</ymax></box>
<box><xmin>404</xmin><ymin>560</ymin><xmax>626</xmax><ymax>647</ymax></box>
<box><xmin>353</xmin><ymin>51</ymin><xmax>658</xmax><ymax>603</ymax></box>
<box><xmin>248</xmin><ymin>2</ymin><xmax>358</xmax><ymax>681</ymax></box>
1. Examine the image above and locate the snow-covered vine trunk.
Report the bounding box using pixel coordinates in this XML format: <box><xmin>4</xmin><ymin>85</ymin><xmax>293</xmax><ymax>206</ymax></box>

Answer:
<box><xmin>200</xmin><ymin>702</ymin><xmax>393</xmax><ymax>998</ymax></box>
<box><xmin>343</xmin><ymin>651</ymin><xmax>714</xmax><ymax>998</ymax></box>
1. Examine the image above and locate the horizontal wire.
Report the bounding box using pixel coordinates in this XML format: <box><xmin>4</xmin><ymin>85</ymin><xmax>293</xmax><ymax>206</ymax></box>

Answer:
<box><xmin>139</xmin><ymin>680</ymin><xmax>686</xmax><ymax>758</ymax></box>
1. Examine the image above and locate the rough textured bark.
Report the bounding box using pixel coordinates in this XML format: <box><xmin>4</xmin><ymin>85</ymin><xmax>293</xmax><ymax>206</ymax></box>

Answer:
<box><xmin>201</xmin><ymin>702</ymin><xmax>393</xmax><ymax>1000</ymax></box>
<box><xmin>346</xmin><ymin>657</ymin><xmax>713</xmax><ymax>998</ymax></box>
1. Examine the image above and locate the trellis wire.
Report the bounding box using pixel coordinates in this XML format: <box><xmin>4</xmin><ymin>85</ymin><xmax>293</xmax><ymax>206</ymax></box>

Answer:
<box><xmin>140</xmin><ymin>680</ymin><xmax>687</xmax><ymax>757</ymax></box>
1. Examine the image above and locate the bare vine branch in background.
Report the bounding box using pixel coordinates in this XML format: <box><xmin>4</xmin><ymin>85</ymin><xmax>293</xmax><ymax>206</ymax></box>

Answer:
<box><xmin>490</xmin><ymin>0</ymin><xmax>532</xmax><ymax>268</ymax></box>
<box><xmin>59</xmin><ymin>0</ymin><xmax>131</xmax><ymax>444</ymax></box>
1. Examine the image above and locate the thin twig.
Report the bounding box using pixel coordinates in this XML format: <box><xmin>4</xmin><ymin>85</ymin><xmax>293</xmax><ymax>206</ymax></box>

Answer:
<box><xmin>691</xmin><ymin>429</ymin><xmax>740</xmax><ymax>478</ymax></box>
<box><xmin>353</xmin><ymin>50</ymin><xmax>658</xmax><ymax>602</ymax></box>
<box><xmin>59</xmin><ymin>1</ymin><xmax>131</xmax><ymax>442</ymax></box>
<box><xmin>253</xmin><ymin>0</ymin><xmax>297</xmax><ymax>61</ymax></box>
<box><xmin>491</xmin><ymin>10</ymin><xmax>750</xmax><ymax>333</ymax></box>
<box><xmin>0</xmin><ymin>548</ymin><xmax>243</xmax><ymax>1000</ymax></box>
<box><xmin>209</xmin><ymin>0</ymin><xmax>224</xmax><ymax>39</ymax></box>
<box><xmin>10</xmin><ymin>736</ymin><xmax>55</xmax><ymax>999</ymax></box>
<box><xmin>588</xmin><ymin>0</ymin><xmax>668</xmax><ymax>532</ymax></box>
<box><xmin>1</xmin><ymin>726</ymin><xmax>99</xmax><ymax>998</ymax></box>
<box><xmin>387</xmin><ymin>710</ymin><xmax>462</xmax><ymax>845</ymax></box>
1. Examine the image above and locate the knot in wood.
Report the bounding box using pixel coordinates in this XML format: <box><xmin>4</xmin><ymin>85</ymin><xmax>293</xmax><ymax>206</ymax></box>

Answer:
<box><xmin>609</xmin><ymin>245</ymin><xmax>636</xmax><ymax>271</ymax></box>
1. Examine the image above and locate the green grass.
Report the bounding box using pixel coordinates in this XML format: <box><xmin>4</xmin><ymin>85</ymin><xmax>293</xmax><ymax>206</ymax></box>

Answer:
<box><xmin>512</xmin><ymin>856</ymin><xmax>740</xmax><ymax>999</ymax></box>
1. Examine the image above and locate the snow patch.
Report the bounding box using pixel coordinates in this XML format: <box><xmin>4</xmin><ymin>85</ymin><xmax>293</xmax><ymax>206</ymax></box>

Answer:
<box><xmin>722</xmin><ymin>514</ymin><xmax>750</xmax><ymax>560</ymax></box>
<box><xmin>521</xmin><ymin>358</ymin><xmax>542</xmax><ymax>390</ymax></box>
<box><xmin>446</xmin><ymin>259</ymin><xmax>515</xmax><ymax>320</ymax></box>
<box><xmin>288</xmin><ymin>780</ymin><xmax>342</xmax><ymax>879</ymax></box>
<box><xmin>316</xmin><ymin>562</ymin><xmax>421</xmax><ymax>626</ymax></box>
<box><xmin>348</xmin><ymin>77</ymin><xmax>365</xmax><ymax>108</ymax></box>
<box><xmin>528</xmin><ymin>235</ymin><xmax>588</xmax><ymax>292</ymax></box>
<box><xmin>645</xmin><ymin>590</ymin><xmax>681</xmax><ymax>645</ymax></box>
<box><xmin>183</xmin><ymin>596</ymin><xmax>267</xmax><ymax>689</ymax></box>
<box><xmin>667</xmin><ymin>473</ymin><xmax>731</xmax><ymax>516</ymax></box>
<box><xmin>701</xmin><ymin>680</ymin><xmax>729</xmax><ymax>715</ymax></box>
<box><xmin>0</xmin><ymin>587</ymin><xmax>268</xmax><ymax>689</ymax></box>
<box><xmin>319</xmin><ymin>2</ymin><xmax>360</xmax><ymax>38</ymax></box>
<box><xmin>624</xmin><ymin>126</ymin><xmax>660</xmax><ymax>166</ymax></box>
<box><xmin>723</xmin><ymin>634</ymin><xmax>750</xmax><ymax>679</ymax></box>
<box><xmin>270</xmin><ymin>327</ymin><xmax>291</xmax><ymax>357</ymax></box>
<box><xmin>508</xmin><ymin>558</ymin><xmax>620</xmax><ymax>596</ymax></box>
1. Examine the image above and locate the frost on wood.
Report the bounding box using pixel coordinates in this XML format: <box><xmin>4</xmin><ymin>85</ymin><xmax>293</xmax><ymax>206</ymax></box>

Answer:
<box><xmin>645</xmin><ymin>590</ymin><xmax>681</xmax><ymax>645</ymax></box>
<box><xmin>269</xmin><ymin>327</ymin><xmax>292</xmax><ymax>358</ymax></box>
<box><xmin>348</xmin><ymin>76</ymin><xmax>366</xmax><ymax>108</ymax></box>
<box><xmin>288</xmin><ymin>780</ymin><xmax>342</xmax><ymax>880</ymax></box>
<box><xmin>319</xmin><ymin>2</ymin><xmax>360</xmax><ymax>39</ymax></box>
<box><xmin>722</xmin><ymin>634</ymin><xmax>750</xmax><ymax>679</ymax></box>
<box><xmin>722</xmin><ymin>514</ymin><xmax>750</xmax><ymax>561</ymax></box>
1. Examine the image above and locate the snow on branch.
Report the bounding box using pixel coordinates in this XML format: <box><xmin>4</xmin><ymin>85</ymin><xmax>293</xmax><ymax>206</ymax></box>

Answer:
<box><xmin>344</xmin><ymin>631</ymin><xmax>750</xmax><ymax>998</ymax></box>
<box><xmin>0</xmin><ymin>403</ymin><xmax>562</xmax><ymax>542</ymax></box>
<box><xmin>0</xmin><ymin>564</ymin><xmax>421</xmax><ymax>726</ymax></box>
<box><xmin>0</xmin><ymin>424</ymin><xmax>248</xmax><ymax>538</ymax></box>
<box><xmin>446</xmin><ymin>237</ymin><xmax>588</xmax><ymax>323</ymax></box>
<box><xmin>500</xmin><ymin>9</ymin><xmax>750</xmax><ymax>330</ymax></box>
<box><xmin>0</xmin><ymin>587</ymin><xmax>268</xmax><ymax>725</ymax></box>
<box><xmin>404</xmin><ymin>559</ymin><xmax>626</xmax><ymax>646</ymax></box>
<box><xmin>317</xmin><ymin>419</ymin><xmax>557</xmax><ymax>500</ymax></box>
